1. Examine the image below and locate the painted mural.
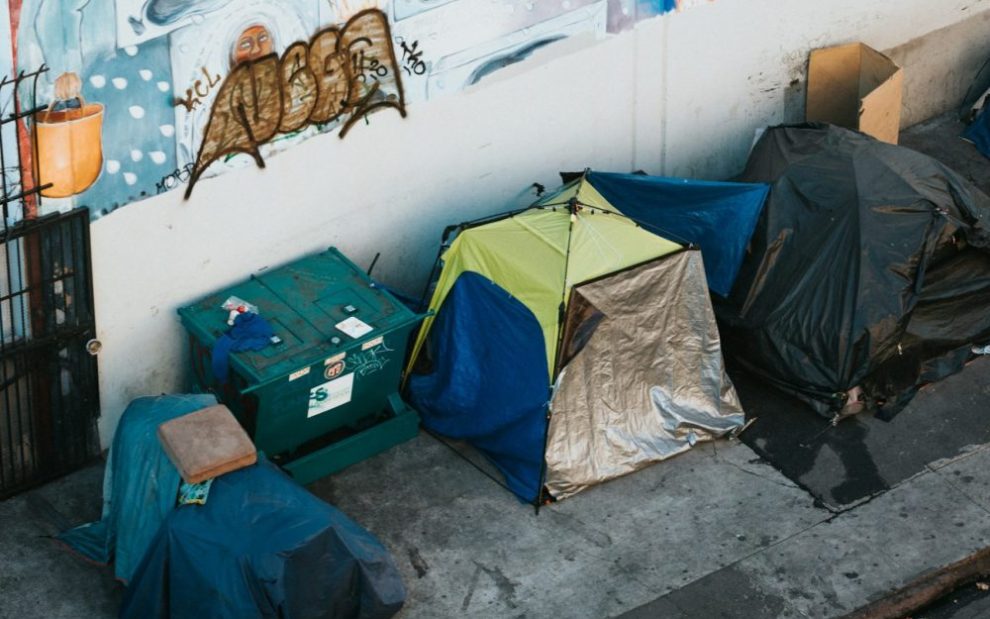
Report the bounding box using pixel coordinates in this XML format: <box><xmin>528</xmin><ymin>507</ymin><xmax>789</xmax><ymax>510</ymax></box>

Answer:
<box><xmin>2</xmin><ymin>0</ymin><xmax>707</xmax><ymax>218</ymax></box>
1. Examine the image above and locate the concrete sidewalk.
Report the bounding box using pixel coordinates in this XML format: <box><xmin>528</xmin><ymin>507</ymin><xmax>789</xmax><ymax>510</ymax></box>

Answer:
<box><xmin>4</xmin><ymin>409</ymin><xmax>990</xmax><ymax>618</ymax></box>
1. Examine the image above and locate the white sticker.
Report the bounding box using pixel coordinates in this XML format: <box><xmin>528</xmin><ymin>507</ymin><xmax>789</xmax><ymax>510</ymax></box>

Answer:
<box><xmin>288</xmin><ymin>367</ymin><xmax>311</xmax><ymax>382</ymax></box>
<box><xmin>335</xmin><ymin>317</ymin><xmax>373</xmax><ymax>339</ymax></box>
<box><xmin>324</xmin><ymin>352</ymin><xmax>346</xmax><ymax>365</ymax></box>
<box><xmin>307</xmin><ymin>373</ymin><xmax>354</xmax><ymax>417</ymax></box>
<box><xmin>361</xmin><ymin>336</ymin><xmax>384</xmax><ymax>350</ymax></box>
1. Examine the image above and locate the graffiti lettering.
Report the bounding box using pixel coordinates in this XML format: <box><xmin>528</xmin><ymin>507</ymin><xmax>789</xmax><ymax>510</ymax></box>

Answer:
<box><xmin>349</xmin><ymin>342</ymin><xmax>393</xmax><ymax>377</ymax></box>
<box><xmin>398</xmin><ymin>38</ymin><xmax>427</xmax><ymax>76</ymax></box>
<box><xmin>184</xmin><ymin>9</ymin><xmax>406</xmax><ymax>199</ymax></box>
<box><xmin>173</xmin><ymin>67</ymin><xmax>223</xmax><ymax>112</ymax></box>
<box><xmin>156</xmin><ymin>162</ymin><xmax>195</xmax><ymax>194</ymax></box>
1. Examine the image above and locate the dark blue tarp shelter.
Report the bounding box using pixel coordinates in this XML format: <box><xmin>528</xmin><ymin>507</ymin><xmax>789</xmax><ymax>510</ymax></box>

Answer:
<box><xmin>582</xmin><ymin>171</ymin><xmax>769</xmax><ymax>296</ymax></box>
<box><xmin>121</xmin><ymin>458</ymin><xmax>406</xmax><ymax>619</ymax></box>
<box><xmin>58</xmin><ymin>394</ymin><xmax>218</xmax><ymax>582</ymax></box>
<box><xmin>964</xmin><ymin>106</ymin><xmax>990</xmax><ymax>159</ymax></box>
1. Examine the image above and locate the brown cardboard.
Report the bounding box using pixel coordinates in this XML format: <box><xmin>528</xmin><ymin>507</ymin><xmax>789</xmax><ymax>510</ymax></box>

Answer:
<box><xmin>807</xmin><ymin>42</ymin><xmax>903</xmax><ymax>144</ymax></box>
<box><xmin>158</xmin><ymin>404</ymin><xmax>257</xmax><ymax>484</ymax></box>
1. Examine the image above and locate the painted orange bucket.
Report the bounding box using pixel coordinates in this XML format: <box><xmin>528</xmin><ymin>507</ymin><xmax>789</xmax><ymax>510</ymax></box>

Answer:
<box><xmin>35</xmin><ymin>99</ymin><xmax>104</xmax><ymax>198</ymax></box>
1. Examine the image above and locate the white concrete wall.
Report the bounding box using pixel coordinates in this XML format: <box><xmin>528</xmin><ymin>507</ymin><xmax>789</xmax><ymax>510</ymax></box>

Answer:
<box><xmin>91</xmin><ymin>0</ymin><xmax>990</xmax><ymax>444</ymax></box>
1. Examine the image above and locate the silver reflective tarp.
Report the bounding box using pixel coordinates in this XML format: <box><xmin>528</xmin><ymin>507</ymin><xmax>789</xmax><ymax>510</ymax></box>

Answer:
<box><xmin>544</xmin><ymin>250</ymin><xmax>744</xmax><ymax>499</ymax></box>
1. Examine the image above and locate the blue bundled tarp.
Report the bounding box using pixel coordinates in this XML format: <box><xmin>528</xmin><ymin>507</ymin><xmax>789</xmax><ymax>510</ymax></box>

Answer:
<box><xmin>120</xmin><ymin>458</ymin><xmax>406</xmax><ymax>619</ymax></box>
<box><xmin>964</xmin><ymin>105</ymin><xmax>990</xmax><ymax>159</ymax></box>
<box><xmin>58</xmin><ymin>394</ymin><xmax>218</xmax><ymax>582</ymax></box>
<box><xmin>58</xmin><ymin>394</ymin><xmax>404</xmax><ymax>618</ymax></box>
<box><xmin>584</xmin><ymin>171</ymin><xmax>769</xmax><ymax>296</ymax></box>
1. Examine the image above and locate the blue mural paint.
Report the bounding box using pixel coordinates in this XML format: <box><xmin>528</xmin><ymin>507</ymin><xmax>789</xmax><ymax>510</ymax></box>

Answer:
<box><xmin>147</xmin><ymin>0</ymin><xmax>234</xmax><ymax>26</ymax></box>
<box><xmin>11</xmin><ymin>0</ymin><xmax>698</xmax><ymax>219</ymax></box>
<box><xmin>78</xmin><ymin>39</ymin><xmax>176</xmax><ymax>218</ymax></box>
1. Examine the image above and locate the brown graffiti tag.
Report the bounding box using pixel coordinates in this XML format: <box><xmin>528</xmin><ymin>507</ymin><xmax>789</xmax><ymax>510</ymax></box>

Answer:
<box><xmin>184</xmin><ymin>9</ymin><xmax>406</xmax><ymax>199</ymax></box>
<box><xmin>174</xmin><ymin>67</ymin><xmax>223</xmax><ymax>112</ymax></box>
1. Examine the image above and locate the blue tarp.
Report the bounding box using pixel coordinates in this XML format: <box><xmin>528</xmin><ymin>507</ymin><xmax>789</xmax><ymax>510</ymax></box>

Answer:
<box><xmin>121</xmin><ymin>458</ymin><xmax>406</xmax><ymax>619</ymax></box>
<box><xmin>57</xmin><ymin>394</ymin><xmax>218</xmax><ymax>582</ymax></box>
<box><xmin>585</xmin><ymin>171</ymin><xmax>769</xmax><ymax>297</ymax></box>
<box><xmin>964</xmin><ymin>106</ymin><xmax>990</xmax><ymax>159</ymax></box>
<box><xmin>407</xmin><ymin>272</ymin><xmax>549</xmax><ymax>503</ymax></box>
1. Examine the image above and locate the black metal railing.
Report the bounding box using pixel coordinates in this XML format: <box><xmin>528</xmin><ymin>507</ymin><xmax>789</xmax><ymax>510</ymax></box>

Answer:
<box><xmin>0</xmin><ymin>66</ymin><xmax>100</xmax><ymax>499</ymax></box>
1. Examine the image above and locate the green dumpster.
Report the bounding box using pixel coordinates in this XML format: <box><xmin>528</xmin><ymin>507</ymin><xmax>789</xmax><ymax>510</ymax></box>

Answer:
<box><xmin>177</xmin><ymin>247</ymin><xmax>426</xmax><ymax>484</ymax></box>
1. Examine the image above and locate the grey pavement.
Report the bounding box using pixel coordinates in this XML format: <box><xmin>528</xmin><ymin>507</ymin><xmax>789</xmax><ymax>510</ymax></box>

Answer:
<box><xmin>5</xmin><ymin>403</ymin><xmax>990</xmax><ymax>618</ymax></box>
<box><xmin>621</xmin><ymin>444</ymin><xmax>990</xmax><ymax>618</ymax></box>
<box><xmin>0</xmin><ymin>463</ymin><xmax>122</xmax><ymax>619</ymax></box>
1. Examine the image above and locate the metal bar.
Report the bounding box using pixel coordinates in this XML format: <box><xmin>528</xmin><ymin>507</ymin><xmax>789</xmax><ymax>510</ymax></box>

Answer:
<box><xmin>2</xmin><ymin>240</ymin><xmax>24</xmax><ymax>488</ymax></box>
<box><xmin>8</xmin><ymin>243</ymin><xmax>29</xmax><ymax>482</ymax></box>
<box><xmin>0</xmin><ymin>237</ymin><xmax>22</xmax><ymax>490</ymax></box>
<box><xmin>22</xmin><ymin>227</ymin><xmax>50</xmax><ymax>475</ymax></box>
<box><xmin>61</xmin><ymin>217</ymin><xmax>84</xmax><ymax>468</ymax></box>
<box><xmin>0</xmin><ymin>65</ymin><xmax>48</xmax><ymax>90</ymax></box>
<box><xmin>9</xmin><ymin>68</ymin><xmax>30</xmax><ymax>220</ymax></box>
<box><xmin>30</xmin><ymin>68</ymin><xmax>43</xmax><ymax>218</ymax></box>
<box><xmin>0</xmin><ymin>76</ymin><xmax>11</xmax><ymax>226</ymax></box>
<box><xmin>0</xmin><ymin>209</ymin><xmax>82</xmax><ymax>244</ymax></box>
<box><xmin>0</xmin><ymin>184</ymin><xmax>52</xmax><ymax>207</ymax></box>
<box><xmin>45</xmin><ymin>221</ymin><xmax>67</xmax><ymax>465</ymax></box>
<box><xmin>13</xmin><ymin>249</ymin><xmax>40</xmax><ymax>482</ymax></box>
<box><xmin>67</xmin><ymin>218</ymin><xmax>80</xmax><ymax>326</ymax></box>
<box><xmin>0</xmin><ymin>324</ymin><xmax>91</xmax><ymax>356</ymax></box>
<box><xmin>0</xmin><ymin>354</ymin><xmax>11</xmax><ymax>491</ymax></box>
<box><xmin>0</xmin><ymin>70</ymin><xmax>12</xmax><ymax>489</ymax></box>
<box><xmin>0</xmin><ymin>104</ymin><xmax>47</xmax><ymax>126</ymax></box>
<box><xmin>38</xmin><ymin>222</ymin><xmax>61</xmax><ymax>470</ymax></box>
<box><xmin>78</xmin><ymin>211</ymin><xmax>99</xmax><ymax>457</ymax></box>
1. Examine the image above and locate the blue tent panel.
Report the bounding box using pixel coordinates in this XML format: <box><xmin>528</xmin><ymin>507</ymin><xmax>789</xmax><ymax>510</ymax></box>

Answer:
<box><xmin>586</xmin><ymin>171</ymin><xmax>769</xmax><ymax>296</ymax></box>
<box><xmin>407</xmin><ymin>271</ymin><xmax>549</xmax><ymax>503</ymax></box>
<box><xmin>964</xmin><ymin>106</ymin><xmax>990</xmax><ymax>159</ymax></box>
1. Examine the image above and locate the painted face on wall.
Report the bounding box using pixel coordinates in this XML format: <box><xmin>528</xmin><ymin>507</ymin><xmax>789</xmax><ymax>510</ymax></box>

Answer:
<box><xmin>231</xmin><ymin>24</ymin><xmax>273</xmax><ymax>65</ymax></box>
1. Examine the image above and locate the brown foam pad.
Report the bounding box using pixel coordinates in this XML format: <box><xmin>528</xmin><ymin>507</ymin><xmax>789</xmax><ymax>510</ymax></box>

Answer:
<box><xmin>158</xmin><ymin>404</ymin><xmax>257</xmax><ymax>484</ymax></box>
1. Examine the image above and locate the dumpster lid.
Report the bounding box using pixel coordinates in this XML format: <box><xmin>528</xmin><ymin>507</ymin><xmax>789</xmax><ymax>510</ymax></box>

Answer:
<box><xmin>178</xmin><ymin>248</ymin><xmax>421</xmax><ymax>384</ymax></box>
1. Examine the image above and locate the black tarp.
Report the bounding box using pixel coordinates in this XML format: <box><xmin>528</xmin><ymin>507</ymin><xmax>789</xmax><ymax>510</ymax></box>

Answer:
<box><xmin>120</xmin><ymin>458</ymin><xmax>405</xmax><ymax>619</ymax></box>
<box><xmin>720</xmin><ymin>123</ymin><xmax>990</xmax><ymax>418</ymax></box>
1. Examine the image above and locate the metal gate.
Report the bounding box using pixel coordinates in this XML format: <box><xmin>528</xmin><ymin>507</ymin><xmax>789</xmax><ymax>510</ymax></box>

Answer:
<box><xmin>0</xmin><ymin>66</ymin><xmax>100</xmax><ymax>499</ymax></box>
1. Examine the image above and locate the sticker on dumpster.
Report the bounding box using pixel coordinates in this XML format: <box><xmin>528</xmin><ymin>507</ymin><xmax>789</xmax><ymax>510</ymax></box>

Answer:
<box><xmin>324</xmin><ymin>352</ymin><xmax>346</xmax><ymax>365</ymax></box>
<box><xmin>324</xmin><ymin>360</ymin><xmax>345</xmax><ymax>380</ymax></box>
<box><xmin>308</xmin><ymin>373</ymin><xmax>354</xmax><ymax>417</ymax></box>
<box><xmin>361</xmin><ymin>336</ymin><xmax>384</xmax><ymax>351</ymax></box>
<box><xmin>335</xmin><ymin>317</ymin><xmax>373</xmax><ymax>339</ymax></box>
<box><xmin>288</xmin><ymin>367</ymin><xmax>311</xmax><ymax>382</ymax></box>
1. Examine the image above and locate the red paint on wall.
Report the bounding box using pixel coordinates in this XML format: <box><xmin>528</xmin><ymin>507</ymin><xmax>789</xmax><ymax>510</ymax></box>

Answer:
<box><xmin>7</xmin><ymin>0</ymin><xmax>38</xmax><ymax>218</ymax></box>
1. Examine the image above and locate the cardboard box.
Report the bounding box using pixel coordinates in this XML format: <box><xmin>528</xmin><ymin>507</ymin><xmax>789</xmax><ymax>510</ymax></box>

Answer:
<box><xmin>806</xmin><ymin>42</ymin><xmax>903</xmax><ymax>144</ymax></box>
<box><xmin>158</xmin><ymin>404</ymin><xmax>257</xmax><ymax>484</ymax></box>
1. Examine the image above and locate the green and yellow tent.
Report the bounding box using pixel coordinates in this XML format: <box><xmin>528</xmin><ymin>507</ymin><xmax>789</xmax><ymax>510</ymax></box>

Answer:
<box><xmin>406</xmin><ymin>174</ymin><xmax>746</xmax><ymax>503</ymax></box>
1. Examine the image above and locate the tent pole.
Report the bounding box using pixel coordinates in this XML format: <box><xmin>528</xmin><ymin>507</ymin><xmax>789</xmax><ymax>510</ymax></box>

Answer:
<box><xmin>537</xmin><ymin>190</ymin><xmax>582</xmax><ymax>514</ymax></box>
<box><xmin>535</xmin><ymin>402</ymin><xmax>552</xmax><ymax>515</ymax></box>
<box><xmin>417</xmin><ymin>245</ymin><xmax>446</xmax><ymax>313</ymax></box>
<box><xmin>421</xmin><ymin>428</ymin><xmax>519</xmax><ymax>497</ymax></box>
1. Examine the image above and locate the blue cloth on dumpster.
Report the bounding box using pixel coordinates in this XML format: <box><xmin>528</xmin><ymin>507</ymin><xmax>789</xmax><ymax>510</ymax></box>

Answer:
<box><xmin>56</xmin><ymin>394</ymin><xmax>217</xmax><ymax>582</ymax></box>
<box><xmin>211</xmin><ymin>312</ymin><xmax>275</xmax><ymax>383</ymax></box>
<box><xmin>120</xmin><ymin>457</ymin><xmax>406</xmax><ymax>619</ymax></box>
<box><xmin>964</xmin><ymin>106</ymin><xmax>990</xmax><ymax>159</ymax></box>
